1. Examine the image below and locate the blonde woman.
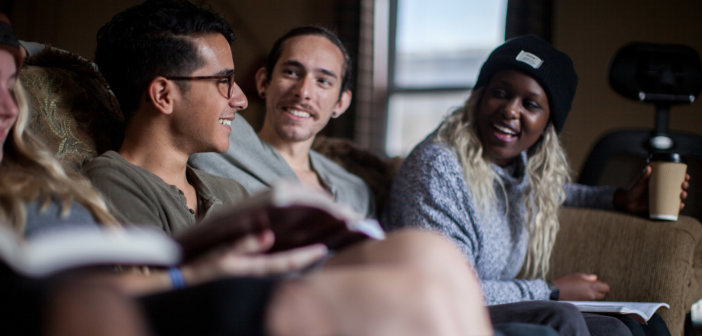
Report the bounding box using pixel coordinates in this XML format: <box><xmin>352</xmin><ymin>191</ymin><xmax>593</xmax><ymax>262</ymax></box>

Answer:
<box><xmin>0</xmin><ymin>78</ymin><xmax>119</xmax><ymax>237</ymax></box>
<box><xmin>384</xmin><ymin>35</ymin><xmax>684</xmax><ymax>336</ymax></box>
<box><xmin>0</xmin><ymin>14</ymin><xmax>117</xmax><ymax>235</ymax></box>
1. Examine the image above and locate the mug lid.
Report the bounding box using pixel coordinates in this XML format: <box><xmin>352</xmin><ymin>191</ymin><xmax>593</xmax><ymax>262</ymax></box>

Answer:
<box><xmin>648</xmin><ymin>152</ymin><xmax>683</xmax><ymax>163</ymax></box>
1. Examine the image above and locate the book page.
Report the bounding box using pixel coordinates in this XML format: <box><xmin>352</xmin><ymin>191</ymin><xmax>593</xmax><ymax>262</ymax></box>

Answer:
<box><xmin>562</xmin><ymin>301</ymin><xmax>669</xmax><ymax>321</ymax></box>
<box><xmin>4</xmin><ymin>225</ymin><xmax>180</xmax><ymax>277</ymax></box>
<box><xmin>176</xmin><ymin>181</ymin><xmax>385</xmax><ymax>260</ymax></box>
<box><xmin>0</xmin><ymin>225</ymin><xmax>26</xmax><ymax>274</ymax></box>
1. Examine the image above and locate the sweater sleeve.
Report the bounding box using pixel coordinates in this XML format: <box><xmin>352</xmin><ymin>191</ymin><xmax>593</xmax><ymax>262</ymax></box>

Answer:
<box><xmin>383</xmin><ymin>141</ymin><xmax>551</xmax><ymax>304</ymax></box>
<box><xmin>480</xmin><ymin>278</ymin><xmax>551</xmax><ymax>305</ymax></box>
<box><xmin>383</xmin><ymin>142</ymin><xmax>479</xmax><ymax>259</ymax></box>
<box><xmin>563</xmin><ymin>183</ymin><xmax>617</xmax><ymax>209</ymax></box>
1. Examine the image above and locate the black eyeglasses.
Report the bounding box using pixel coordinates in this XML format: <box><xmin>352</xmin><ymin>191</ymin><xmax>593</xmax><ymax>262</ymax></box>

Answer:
<box><xmin>166</xmin><ymin>71</ymin><xmax>236</xmax><ymax>99</ymax></box>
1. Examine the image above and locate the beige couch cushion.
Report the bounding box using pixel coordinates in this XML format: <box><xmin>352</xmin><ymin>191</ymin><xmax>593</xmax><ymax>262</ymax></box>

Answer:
<box><xmin>551</xmin><ymin>207</ymin><xmax>702</xmax><ymax>336</ymax></box>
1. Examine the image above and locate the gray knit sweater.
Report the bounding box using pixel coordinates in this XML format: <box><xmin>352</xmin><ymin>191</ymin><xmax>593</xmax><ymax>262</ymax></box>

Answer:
<box><xmin>382</xmin><ymin>134</ymin><xmax>616</xmax><ymax>305</ymax></box>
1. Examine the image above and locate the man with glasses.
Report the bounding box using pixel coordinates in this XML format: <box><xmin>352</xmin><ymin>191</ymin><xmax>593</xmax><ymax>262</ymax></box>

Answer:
<box><xmin>83</xmin><ymin>12</ymin><xmax>250</xmax><ymax>233</ymax></box>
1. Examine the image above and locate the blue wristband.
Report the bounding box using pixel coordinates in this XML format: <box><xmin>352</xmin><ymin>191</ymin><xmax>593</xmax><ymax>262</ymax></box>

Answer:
<box><xmin>168</xmin><ymin>267</ymin><xmax>185</xmax><ymax>289</ymax></box>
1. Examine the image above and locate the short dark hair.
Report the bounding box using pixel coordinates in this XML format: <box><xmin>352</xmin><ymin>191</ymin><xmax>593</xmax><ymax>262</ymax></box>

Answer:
<box><xmin>95</xmin><ymin>0</ymin><xmax>235</xmax><ymax>120</ymax></box>
<box><xmin>264</xmin><ymin>25</ymin><xmax>353</xmax><ymax>96</ymax></box>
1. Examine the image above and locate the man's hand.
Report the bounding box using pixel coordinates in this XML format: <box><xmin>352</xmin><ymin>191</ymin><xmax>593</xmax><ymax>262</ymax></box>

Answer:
<box><xmin>552</xmin><ymin>273</ymin><xmax>609</xmax><ymax>301</ymax></box>
<box><xmin>181</xmin><ymin>229</ymin><xmax>328</xmax><ymax>286</ymax></box>
<box><xmin>613</xmin><ymin>166</ymin><xmax>691</xmax><ymax>214</ymax></box>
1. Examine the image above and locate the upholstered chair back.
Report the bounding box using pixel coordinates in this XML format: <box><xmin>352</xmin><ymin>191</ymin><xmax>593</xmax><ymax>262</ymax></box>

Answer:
<box><xmin>19</xmin><ymin>49</ymin><xmax>124</xmax><ymax>172</ymax></box>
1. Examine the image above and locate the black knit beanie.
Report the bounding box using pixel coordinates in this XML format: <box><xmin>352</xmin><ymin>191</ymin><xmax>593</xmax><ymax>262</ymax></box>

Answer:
<box><xmin>475</xmin><ymin>35</ymin><xmax>577</xmax><ymax>133</ymax></box>
<box><xmin>0</xmin><ymin>14</ymin><xmax>23</xmax><ymax>70</ymax></box>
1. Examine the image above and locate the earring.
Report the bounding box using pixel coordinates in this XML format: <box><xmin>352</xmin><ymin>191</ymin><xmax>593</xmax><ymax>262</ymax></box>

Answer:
<box><xmin>331</xmin><ymin>111</ymin><xmax>337</xmax><ymax>117</ymax></box>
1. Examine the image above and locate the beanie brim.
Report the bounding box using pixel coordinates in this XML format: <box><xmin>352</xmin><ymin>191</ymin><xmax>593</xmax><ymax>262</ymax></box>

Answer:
<box><xmin>474</xmin><ymin>35</ymin><xmax>577</xmax><ymax>133</ymax></box>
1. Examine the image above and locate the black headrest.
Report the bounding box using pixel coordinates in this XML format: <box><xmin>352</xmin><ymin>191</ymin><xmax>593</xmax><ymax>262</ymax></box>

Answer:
<box><xmin>608</xmin><ymin>42</ymin><xmax>701</xmax><ymax>104</ymax></box>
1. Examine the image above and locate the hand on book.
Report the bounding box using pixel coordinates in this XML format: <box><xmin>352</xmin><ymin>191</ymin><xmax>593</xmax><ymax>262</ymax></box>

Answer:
<box><xmin>180</xmin><ymin>229</ymin><xmax>328</xmax><ymax>286</ymax></box>
<box><xmin>175</xmin><ymin>181</ymin><xmax>385</xmax><ymax>259</ymax></box>
<box><xmin>553</xmin><ymin>273</ymin><xmax>610</xmax><ymax>301</ymax></box>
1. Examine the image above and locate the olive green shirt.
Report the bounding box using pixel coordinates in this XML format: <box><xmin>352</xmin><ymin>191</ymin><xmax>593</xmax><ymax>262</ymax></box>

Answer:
<box><xmin>84</xmin><ymin>151</ymin><xmax>248</xmax><ymax>235</ymax></box>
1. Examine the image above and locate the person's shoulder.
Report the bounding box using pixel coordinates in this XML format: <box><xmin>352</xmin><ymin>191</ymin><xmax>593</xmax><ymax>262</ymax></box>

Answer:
<box><xmin>84</xmin><ymin>150</ymin><xmax>120</xmax><ymax>165</ymax></box>
<box><xmin>83</xmin><ymin>151</ymin><xmax>131</xmax><ymax>176</ymax></box>
<box><xmin>190</xmin><ymin>114</ymin><xmax>275</xmax><ymax>177</ymax></box>
<box><xmin>82</xmin><ymin>151</ymin><xmax>159</xmax><ymax>190</ymax></box>
<box><xmin>191</xmin><ymin>167</ymin><xmax>242</xmax><ymax>185</ymax></box>
<box><xmin>402</xmin><ymin>135</ymin><xmax>460</xmax><ymax>171</ymax></box>
<box><xmin>225</xmin><ymin>113</ymin><xmax>262</xmax><ymax>148</ymax></box>
<box><xmin>309</xmin><ymin>150</ymin><xmax>374</xmax><ymax>196</ymax></box>
<box><xmin>189</xmin><ymin>167</ymin><xmax>249</xmax><ymax>197</ymax></box>
<box><xmin>309</xmin><ymin>149</ymin><xmax>374</xmax><ymax>215</ymax></box>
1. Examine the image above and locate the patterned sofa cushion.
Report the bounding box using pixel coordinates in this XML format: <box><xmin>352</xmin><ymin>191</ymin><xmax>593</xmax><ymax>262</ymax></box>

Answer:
<box><xmin>19</xmin><ymin>48</ymin><xmax>124</xmax><ymax>172</ymax></box>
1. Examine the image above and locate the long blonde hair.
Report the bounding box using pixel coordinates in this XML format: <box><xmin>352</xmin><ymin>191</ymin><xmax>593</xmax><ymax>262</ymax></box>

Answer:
<box><xmin>436</xmin><ymin>88</ymin><xmax>571</xmax><ymax>279</ymax></box>
<box><xmin>0</xmin><ymin>79</ymin><xmax>118</xmax><ymax>234</ymax></box>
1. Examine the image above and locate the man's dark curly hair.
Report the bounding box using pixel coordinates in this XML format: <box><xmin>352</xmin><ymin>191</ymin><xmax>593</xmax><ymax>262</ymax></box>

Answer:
<box><xmin>263</xmin><ymin>25</ymin><xmax>353</xmax><ymax>99</ymax></box>
<box><xmin>95</xmin><ymin>0</ymin><xmax>235</xmax><ymax>121</ymax></box>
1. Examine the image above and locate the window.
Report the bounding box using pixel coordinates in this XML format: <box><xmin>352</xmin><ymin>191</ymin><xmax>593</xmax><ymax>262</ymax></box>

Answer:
<box><xmin>384</xmin><ymin>0</ymin><xmax>507</xmax><ymax>156</ymax></box>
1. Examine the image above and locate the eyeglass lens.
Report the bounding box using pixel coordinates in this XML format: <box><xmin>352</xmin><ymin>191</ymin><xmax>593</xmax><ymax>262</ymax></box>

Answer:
<box><xmin>221</xmin><ymin>73</ymin><xmax>235</xmax><ymax>99</ymax></box>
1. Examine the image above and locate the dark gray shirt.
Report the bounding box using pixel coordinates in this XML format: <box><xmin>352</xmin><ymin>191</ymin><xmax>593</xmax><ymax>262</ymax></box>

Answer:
<box><xmin>84</xmin><ymin>151</ymin><xmax>248</xmax><ymax>235</ymax></box>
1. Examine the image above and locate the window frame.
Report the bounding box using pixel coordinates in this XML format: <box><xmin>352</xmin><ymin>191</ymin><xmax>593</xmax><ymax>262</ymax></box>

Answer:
<box><xmin>382</xmin><ymin>0</ymin><xmax>505</xmax><ymax>156</ymax></box>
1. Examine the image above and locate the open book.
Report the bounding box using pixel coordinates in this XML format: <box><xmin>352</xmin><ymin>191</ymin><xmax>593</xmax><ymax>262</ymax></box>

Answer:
<box><xmin>0</xmin><ymin>224</ymin><xmax>180</xmax><ymax>278</ymax></box>
<box><xmin>563</xmin><ymin>301</ymin><xmax>669</xmax><ymax>322</ymax></box>
<box><xmin>175</xmin><ymin>181</ymin><xmax>386</xmax><ymax>260</ymax></box>
<box><xmin>1</xmin><ymin>182</ymin><xmax>384</xmax><ymax>277</ymax></box>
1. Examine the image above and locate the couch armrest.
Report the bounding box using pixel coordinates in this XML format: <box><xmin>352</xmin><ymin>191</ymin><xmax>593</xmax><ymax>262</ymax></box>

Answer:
<box><xmin>549</xmin><ymin>207</ymin><xmax>702</xmax><ymax>336</ymax></box>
